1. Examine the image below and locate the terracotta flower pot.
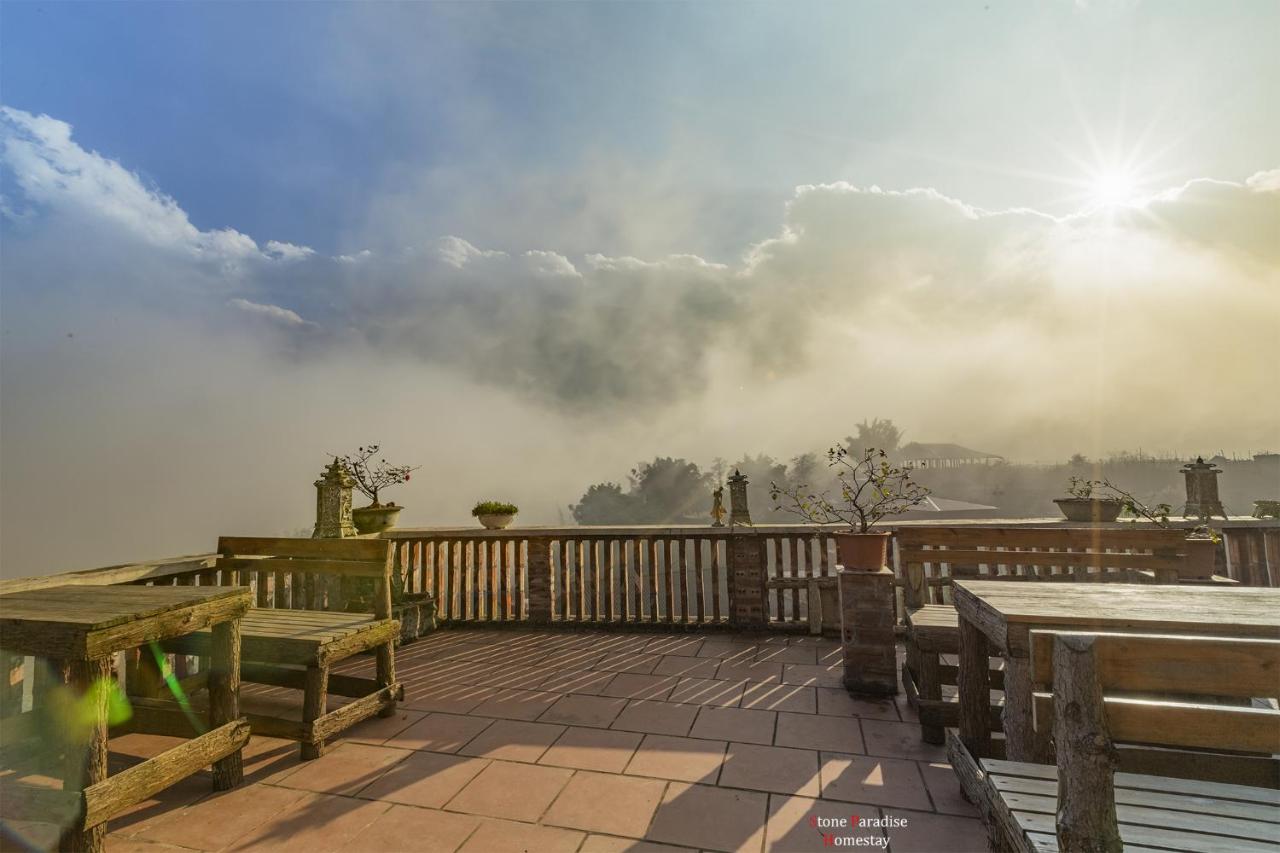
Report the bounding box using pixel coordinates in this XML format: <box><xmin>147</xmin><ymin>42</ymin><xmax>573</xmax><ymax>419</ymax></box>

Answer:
<box><xmin>353</xmin><ymin>504</ymin><xmax>402</xmax><ymax>534</ymax></box>
<box><xmin>1053</xmin><ymin>498</ymin><xmax>1122</xmax><ymax>523</ymax></box>
<box><xmin>835</xmin><ymin>531</ymin><xmax>891</xmax><ymax>571</ymax></box>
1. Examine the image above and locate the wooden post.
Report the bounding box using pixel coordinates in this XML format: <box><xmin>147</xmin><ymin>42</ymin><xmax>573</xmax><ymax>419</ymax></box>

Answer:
<box><xmin>208</xmin><ymin>619</ymin><xmax>243</xmax><ymax>790</ymax></box>
<box><xmin>917</xmin><ymin>644</ymin><xmax>944</xmax><ymax>745</ymax></box>
<box><xmin>837</xmin><ymin>568</ymin><xmax>898</xmax><ymax>696</ymax></box>
<box><xmin>374</xmin><ymin>564</ymin><xmax>397</xmax><ymax>718</ymax></box>
<box><xmin>301</xmin><ymin>664</ymin><xmax>330</xmax><ymax>760</ymax></box>
<box><xmin>59</xmin><ymin>657</ymin><xmax>110</xmax><ymax>853</ymax></box>
<box><xmin>1053</xmin><ymin>634</ymin><xmax>1122</xmax><ymax>853</ymax></box>
<box><xmin>903</xmin><ymin>561</ymin><xmax>927</xmax><ymax>610</ymax></box>
<box><xmin>1002</xmin><ymin>655</ymin><xmax>1039</xmax><ymax>761</ymax></box>
<box><xmin>957</xmin><ymin>615</ymin><xmax>992</xmax><ymax>759</ymax></box>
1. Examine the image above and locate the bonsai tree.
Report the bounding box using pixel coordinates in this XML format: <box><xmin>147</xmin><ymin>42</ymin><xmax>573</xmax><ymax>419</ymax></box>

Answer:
<box><xmin>471</xmin><ymin>500</ymin><xmax>519</xmax><ymax>517</ymax></box>
<box><xmin>770</xmin><ymin>446</ymin><xmax>931</xmax><ymax>531</ymax></box>
<box><xmin>1068</xmin><ymin>476</ymin><xmax>1219</xmax><ymax>541</ymax></box>
<box><xmin>338</xmin><ymin>445</ymin><xmax>420</xmax><ymax>507</ymax></box>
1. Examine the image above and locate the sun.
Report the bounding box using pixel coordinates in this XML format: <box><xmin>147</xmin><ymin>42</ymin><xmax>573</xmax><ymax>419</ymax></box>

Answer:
<box><xmin>1089</xmin><ymin>170</ymin><xmax>1139</xmax><ymax>208</ymax></box>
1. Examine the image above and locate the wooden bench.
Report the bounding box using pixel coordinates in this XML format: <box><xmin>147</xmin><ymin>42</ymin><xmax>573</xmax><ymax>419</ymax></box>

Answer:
<box><xmin>899</xmin><ymin>527</ymin><xmax>1216</xmax><ymax>744</ymax></box>
<box><xmin>948</xmin><ymin>630</ymin><xmax>1280</xmax><ymax>852</ymax></box>
<box><xmin>161</xmin><ymin>537</ymin><xmax>402</xmax><ymax>760</ymax></box>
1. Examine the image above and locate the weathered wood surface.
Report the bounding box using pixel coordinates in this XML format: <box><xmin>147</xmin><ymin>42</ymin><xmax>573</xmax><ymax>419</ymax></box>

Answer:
<box><xmin>952</xmin><ymin>581</ymin><xmax>1280</xmax><ymax>655</ymax></box>
<box><xmin>208</xmin><ymin>619</ymin><xmax>243</xmax><ymax>790</ymax></box>
<box><xmin>958</xmin><ymin>615</ymin><xmax>992</xmax><ymax>759</ymax></box>
<box><xmin>161</xmin><ymin>610</ymin><xmax>397</xmax><ymax>665</ymax></box>
<box><xmin>59</xmin><ymin>658</ymin><xmax>110</xmax><ymax>853</ymax></box>
<box><xmin>82</xmin><ymin>719</ymin><xmax>249</xmax><ymax>829</ymax></box>
<box><xmin>1030</xmin><ymin>630</ymin><xmax>1280</xmax><ymax>697</ymax></box>
<box><xmin>977</xmin><ymin>757</ymin><xmax>1280</xmax><ymax>853</ymax></box>
<box><xmin>0</xmin><ymin>585</ymin><xmax>251</xmax><ymax>658</ymax></box>
<box><xmin>217</xmin><ymin>536</ymin><xmax>389</xmax><ymax>562</ymax></box>
<box><xmin>1051</xmin><ymin>635</ymin><xmax>1122</xmax><ymax>853</ymax></box>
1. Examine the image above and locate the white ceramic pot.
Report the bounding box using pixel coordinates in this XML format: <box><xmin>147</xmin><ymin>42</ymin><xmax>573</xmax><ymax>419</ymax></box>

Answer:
<box><xmin>478</xmin><ymin>513</ymin><xmax>516</xmax><ymax>530</ymax></box>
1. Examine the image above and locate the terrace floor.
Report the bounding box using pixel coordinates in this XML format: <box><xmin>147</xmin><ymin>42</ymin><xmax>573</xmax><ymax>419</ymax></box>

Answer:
<box><xmin>13</xmin><ymin>629</ymin><xmax>988</xmax><ymax>852</ymax></box>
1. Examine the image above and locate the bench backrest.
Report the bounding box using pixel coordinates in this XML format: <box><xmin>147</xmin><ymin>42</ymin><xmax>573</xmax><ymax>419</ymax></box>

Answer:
<box><xmin>1030</xmin><ymin>630</ymin><xmax>1280</xmax><ymax>848</ymax></box>
<box><xmin>898</xmin><ymin>526</ymin><xmax>1214</xmax><ymax>610</ymax></box>
<box><xmin>216</xmin><ymin>536</ymin><xmax>394</xmax><ymax>618</ymax></box>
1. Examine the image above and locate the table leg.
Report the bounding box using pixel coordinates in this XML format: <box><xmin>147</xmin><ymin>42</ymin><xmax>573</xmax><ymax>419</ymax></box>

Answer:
<box><xmin>59</xmin><ymin>657</ymin><xmax>110</xmax><ymax>853</ymax></box>
<box><xmin>957</xmin><ymin>615</ymin><xmax>992</xmax><ymax>759</ymax></box>
<box><xmin>1002</xmin><ymin>654</ymin><xmax>1043</xmax><ymax>762</ymax></box>
<box><xmin>208</xmin><ymin>618</ymin><xmax>244</xmax><ymax>790</ymax></box>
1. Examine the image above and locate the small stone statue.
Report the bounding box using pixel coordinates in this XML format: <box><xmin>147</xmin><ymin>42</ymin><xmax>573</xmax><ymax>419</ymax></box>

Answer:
<box><xmin>711</xmin><ymin>486</ymin><xmax>726</xmax><ymax>527</ymax></box>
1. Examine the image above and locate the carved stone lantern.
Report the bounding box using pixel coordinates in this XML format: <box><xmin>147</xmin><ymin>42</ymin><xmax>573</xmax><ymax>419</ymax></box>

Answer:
<box><xmin>313</xmin><ymin>458</ymin><xmax>356</xmax><ymax>539</ymax></box>
<box><xmin>727</xmin><ymin>469</ymin><xmax>752</xmax><ymax>527</ymax></box>
<box><xmin>1180</xmin><ymin>457</ymin><xmax>1227</xmax><ymax>520</ymax></box>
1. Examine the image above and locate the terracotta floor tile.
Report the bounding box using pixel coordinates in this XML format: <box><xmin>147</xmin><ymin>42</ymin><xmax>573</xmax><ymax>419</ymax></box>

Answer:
<box><xmin>715</xmin><ymin>661</ymin><xmax>783</xmax><ymax>684</ymax></box>
<box><xmin>104</xmin><ymin>837</ymin><xmax>192</xmax><ymax>853</ymax></box>
<box><xmin>601</xmin><ymin>672</ymin><xmax>680</xmax><ymax>701</ymax></box>
<box><xmin>100</xmin><ymin>768</ymin><xmax>214</xmax><ymax>835</ymax></box>
<box><xmin>878</xmin><ymin>808</ymin><xmax>988</xmax><ymax>852</ymax></box>
<box><xmin>815</xmin><ymin>688</ymin><xmax>899</xmax><ymax>720</ymax></box>
<box><xmin>653</xmin><ymin>655</ymin><xmax>722</xmax><ymax>679</ymax></box>
<box><xmin>644</xmin><ymin>636</ymin><xmax>706</xmax><ymax>657</ymax></box>
<box><xmin>131</xmin><ymin>783</ymin><xmax>308</xmax><ymax>850</ymax></box>
<box><xmin>754</xmin><ymin>646</ymin><xmax>818</xmax><ymax>665</ymax></box>
<box><xmin>764</xmin><ymin>794</ymin><xmax>886</xmax><ymax>852</ymax></box>
<box><xmin>543</xmin><ymin>770</ymin><xmax>668</xmax><ymax>837</ymax></box>
<box><xmin>611</xmin><ymin>700</ymin><xmax>699</xmax><ymax>736</ymax></box>
<box><xmin>382</xmin><ymin>712</ymin><xmax>493</xmax><ymax>753</ymax></box>
<box><xmin>444</xmin><ymin>760</ymin><xmax>573</xmax><ymax>821</ymax></box>
<box><xmin>818</xmin><ymin>752</ymin><xmax>932</xmax><ymax>809</ymax></box>
<box><xmin>918</xmin><ymin>761</ymin><xmax>980</xmax><ymax>817</ymax></box>
<box><xmin>227</xmin><ymin>792</ymin><xmax>391</xmax><ymax>852</ymax></box>
<box><xmin>696</xmin><ymin>642</ymin><xmax>760</xmax><ymax>663</ymax></box>
<box><xmin>539</xmin><ymin>693</ymin><xmax>630</xmax><ymax>727</ymax></box>
<box><xmin>357</xmin><ymin>804</ymin><xmax>482</xmax><ymax>852</ymax></box>
<box><xmin>540</xmin><ymin>648</ymin><xmax>608</xmax><ymax>669</ymax></box>
<box><xmin>780</xmin><ymin>664</ymin><xmax>844</xmax><ymax>688</ymax></box>
<box><xmin>689</xmin><ymin>707</ymin><xmax>777</xmax><ymax>745</ymax></box>
<box><xmin>539</xmin><ymin>726</ymin><xmax>644</xmax><ymax>773</ymax></box>
<box><xmin>646</xmin><ymin>782</ymin><xmax>768</xmax><ymax>852</ymax></box>
<box><xmin>458</xmin><ymin>818</ymin><xmax>584</xmax><ymax>853</ymax></box>
<box><xmin>625</xmin><ymin>734</ymin><xmax>726</xmax><ymax>784</ymax></box>
<box><xmin>667</xmin><ymin>677</ymin><xmax>745</xmax><ymax>707</ymax></box>
<box><xmin>719</xmin><ymin>743</ymin><xmax>820</xmax><ymax>797</ymax></box>
<box><xmin>357</xmin><ymin>750</ymin><xmax>490</xmax><ymax>808</ymax></box>
<box><xmin>457</xmin><ymin>718</ymin><xmax>566</xmax><ymax>762</ymax></box>
<box><xmin>581</xmin><ymin>836</ymin><xmax>695</xmax><ymax>853</ymax></box>
<box><xmin>539</xmin><ymin>668</ymin><xmax>618</xmax><ymax>695</ymax></box>
<box><xmin>860</xmin><ymin>720</ymin><xmax>947</xmax><ymax>762</ymax></box>
<box><xmin>401</xmin><ymin>683</ymin><xmax>500</xmax><ymax>714</ymax></box>
<box><xmin>773</xmin><ymin>712</ymin><xmax>864</xmax><ymax>753</ymax></box>
<box><xmin>738</xmin><ymin>683</ymin><xmax>817</xmax><ymax>714</ymax></box>
<box><xmin>273</xmin><ymin>742</ymin><xmax>409</xmax><ymax>796</ymax></box>
<box><xmin>470</xmin><ymin>664</ymin><xmax>557</xmax><ymax>690</ymax></box>
<box><xmin>341</xmin><ymin>707</ymin><xmax>427</xmax><ymax>744</ymax></box>
<box><xmin>595</xmin><ymin>652</ymin><xmax>662</xmax><ymax>674</ymax></box>
<box><xmin>471</xmin><ymin>687</ymin><xmax>562</xmax><ymax>720</ymax></box>
<box><xmin>7</xmin><ymin>821</ymin><xmax>61</xmax><ymax>852</ymax></box>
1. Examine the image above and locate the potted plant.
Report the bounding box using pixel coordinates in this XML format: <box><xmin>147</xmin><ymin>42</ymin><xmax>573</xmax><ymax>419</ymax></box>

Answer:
<box><xmin>472</xmin><ymin>500</ymin><xmax>519</xmax><ymax>530</ymax></box>
<box><xmin>771</xmin><ymin>446</ymin><xmax>930</xmax><ymax>570</ymax></box>
<box><xmin>339</xmin><ymin>445</ymin><xmax>421</xmax><ymax>534</ymax></box>
<box><xmin>1054</xmin><ymin>477</ymin><xmax>1124</xmax><ymax>522</ymax></box>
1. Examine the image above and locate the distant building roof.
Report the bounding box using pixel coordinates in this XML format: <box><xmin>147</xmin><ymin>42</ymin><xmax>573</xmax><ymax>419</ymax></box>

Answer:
<box><xmin>897</xmin><ymin>442</ymin><xmax>1003</xmax><ymax>461</ymax></box>
<box><xmin>916</xmin><ymin>495</ymin><xmax>998</xmax><ymax>512</ymax></box>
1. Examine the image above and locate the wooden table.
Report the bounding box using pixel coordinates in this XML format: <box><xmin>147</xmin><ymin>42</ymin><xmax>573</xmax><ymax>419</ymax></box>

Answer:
<box><xmin>0</xmin><ymin>584</ymin><xmax>251</xmax><ymax>852</ymax></box>
<box><xmin>951</xmin><ymin>580</ymin><xmax>1280</xmax><ymax>762</ymax></box>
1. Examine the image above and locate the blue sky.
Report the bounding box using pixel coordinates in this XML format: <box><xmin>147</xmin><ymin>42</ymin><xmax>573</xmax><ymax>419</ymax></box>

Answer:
<box><xmin>5</xmin><ymin>1</ymin><xmax>1277</xmax><ymax>259</ymax></box>
<box><xmin>1</xmin><ymin>1</ymin><xmax>1277</xmax><ymax>572</ymax></box>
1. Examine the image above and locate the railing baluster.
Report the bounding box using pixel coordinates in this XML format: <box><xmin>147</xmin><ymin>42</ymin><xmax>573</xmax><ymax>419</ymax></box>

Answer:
<box><xmin>793</xmin><ymin>537</ymin><xmax>805</xmax><ymax>623</ymax></box>
<box><xmin>692</xmin><ymin>539</ymin><xmax>705</xmax><ymax>623</ymax></box>
<box><xmin>710</xmin><ymin>538</ymin><xmax>722</xmax><ymax>622</ymax></box>
<box><xmin>514</xmin><ymin>540</ymin><xmax>525</xmax><ymax>619</ymax></box>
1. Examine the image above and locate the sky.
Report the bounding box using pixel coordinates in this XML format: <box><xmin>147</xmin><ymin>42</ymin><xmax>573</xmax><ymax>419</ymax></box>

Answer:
<box><xmin>1</xmin><ymin>1</ymin><xmax>1278</xmax><ymax>575</ymax></box>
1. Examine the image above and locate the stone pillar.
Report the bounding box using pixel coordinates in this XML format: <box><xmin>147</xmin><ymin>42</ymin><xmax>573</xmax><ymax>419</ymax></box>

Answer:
<box><xmin>526</xmin><ymin>537</ymin><xmax>553</xmax><ymax>624</ymax></box>
<box><xmin>837</xmin><ymin>568</ymin><xmax>898</xmax><ymax>696</ymax></box>
<box><xmin>313</xmin><ymin>458</ymin><xmax>356</xmax><ymax>539</ymax></box>
<box><xmin>727</xmin><ymin>470</ymin><xmax>752</xmax><ymax>526</ymax></box>
<box><xmin>728</xmin><ymin>530</ymin><xmax>767</xmax><ymax>628</ymax></box>
<box><xmin>1181</xmin><ymin>457</ymin><xmax>1227</xmax><ymax>520</ymax></box>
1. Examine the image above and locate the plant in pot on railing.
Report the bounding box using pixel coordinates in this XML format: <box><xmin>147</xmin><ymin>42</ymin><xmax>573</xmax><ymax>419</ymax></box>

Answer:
<box><xmin>472</xmin><ymin>500</ymin><xmax>519</xmax><ymax>530</ymax></box>
<box><xmin>1054</xmin><ymin>477</ymin><xmax>1125</xmax><ymax>522</ymax></box>
<box><xmin>1064</xmin><ymin>477</ymin><xmax>1221</xmax><ymax>544</ymax></box>
<box><xmin>339</xmin><ymin>445</ymin><xmax>421</xmax><ymax>534</ymax></box>
<box><xmin>770</xmin><ymin>446</ymin><xmax>931</xmax><ymax>570</ymax></box>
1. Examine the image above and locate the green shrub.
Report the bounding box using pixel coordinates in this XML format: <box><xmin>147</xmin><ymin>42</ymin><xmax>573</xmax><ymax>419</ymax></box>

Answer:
<box><xmin>472</xmin><ymin>500</ymin><xmax>519</xmax><ymax>516</ymax></box>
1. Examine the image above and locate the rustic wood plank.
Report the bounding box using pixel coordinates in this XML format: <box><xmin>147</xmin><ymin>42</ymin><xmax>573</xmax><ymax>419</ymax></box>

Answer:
<box><xmin>1029</xmin><ymin>630</ymin><xmax>1280</xmax><ymax>696</ymax></box>
<box><xmin>648</xmin><ymin>539</ymin><xmax>660</xmax><ymax>623</ymax></box>
<box><xmin>208</xmin><ymin>618</ymin><xmax>242</xmax><ymax>790</ymax></box>
<box><xmin>958</xmin><ymin>613</ymin><xmax>992</xmax><ymax>759</ymax></box>
<box><xmin>1034</xmin><ymin>693</ymin><xmax>1280</xmax><ymax>754</ymax></box>
<box><xmin>60</xmin><ymin>657</ymin><xmax>110</xmax><ymax>852</ymax></box>
<box><xmin>710</xmin><ymin>539</ymin><xmax>722</xmax><ymax>621</ymax></box>
<box><xmin>82</xmin><ymin>719</ymin><xmax>250</xmax><ymax>829</ymax></box>
<box><xmin>217</xmin><ymin>536</ymin><xmax>389</xmax><ymax>562</ymax></box>
<box><xmin>308</xmin><ymin>684</ymin><xmax>401</xmax><ymax>742</ymax></box>
<box><xmin>300</xmin><ymin>664</ymin><xmax>329</xmax><ymax>760</ymax></box>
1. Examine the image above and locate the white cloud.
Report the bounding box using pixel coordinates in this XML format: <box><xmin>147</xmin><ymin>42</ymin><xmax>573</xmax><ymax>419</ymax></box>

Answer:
<box><xmin>228</xmin><ymin>297</ymin><xmax>314</xmax><ymax>327</ymax></box>
<box><xmin>264</xmin><ymin>240</ymin><xmax>316</xmax><ymax>261</ymax></box>
<box><xmin>435</xmin><ymin>235</ymin><xmax>506</xmax><ymax>268</ymax></box>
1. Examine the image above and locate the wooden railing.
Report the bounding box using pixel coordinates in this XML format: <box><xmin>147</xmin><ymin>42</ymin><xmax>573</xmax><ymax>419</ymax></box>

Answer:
<box><xmin>384</xmin><ymin>526</ymin><xmax>846</xmax><ymax>627</ymax></box>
